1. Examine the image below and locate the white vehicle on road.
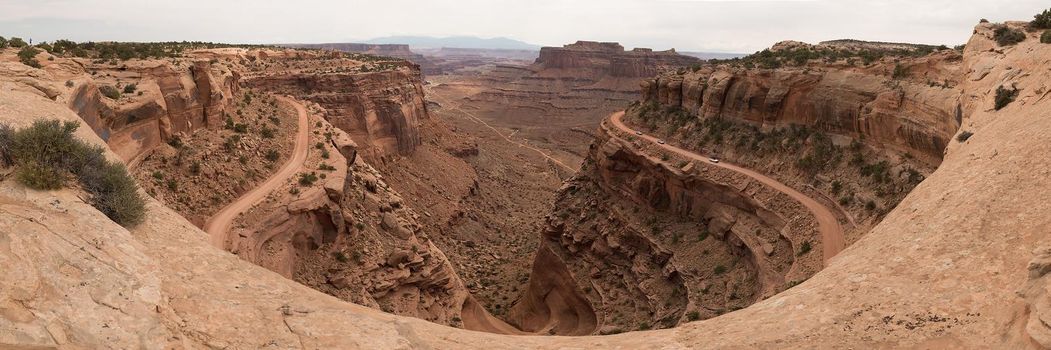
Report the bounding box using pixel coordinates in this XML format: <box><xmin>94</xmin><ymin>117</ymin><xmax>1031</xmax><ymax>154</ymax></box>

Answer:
<box><xmin>709</xmin><ymin>157</ymin><xmax>720</xmax><ymax>163</ymax></box>
<box><xmin>635</xmin><ymin>131</ymin><xmax>643</xmax><ymax>136</ymax></box>
<box><xmin>657</xmin><ymin>139</ymin><xmax>666</xmax><ymax>144</ymax></box>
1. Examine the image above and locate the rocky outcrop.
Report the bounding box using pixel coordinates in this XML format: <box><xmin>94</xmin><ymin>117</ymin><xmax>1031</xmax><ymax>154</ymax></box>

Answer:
<box><xmin>512</xmin><ymin>121</ymin><xmax>823</xmax><ymax>334</ymax></box>
<box><xmin>65</xmin><ymin>58</ymin><xmax>239</xmax><ymax>162</ymax></box>
<box><xmin>641</xmin><ymin>51</ymin><xmax>962</xmax><ymax>163</ymax></box>
<box><xmin>222</xmin><ymin>114</ymin><xmax>472</xmax><ymax>326</ymax></box>
<box><xmin>246</xmin><ymin>68</ymin><xmax>427</xmax><ymax>159</ymax></box>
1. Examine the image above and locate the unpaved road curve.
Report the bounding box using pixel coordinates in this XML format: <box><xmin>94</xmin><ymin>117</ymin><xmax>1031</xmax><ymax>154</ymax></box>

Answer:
<box><xmin>203</xmin><ymin>96</ymin><xmax>310</xmax><ymax>248</ymax></box>
<box><xmin>424</xmin><ymin>87</ymin><xmax>580</xmax><ymax>173</ymax></box>
<box><xmin>610</xmin><ymin>111</ymin><xmax>846</xmax><ymax>263</ymax></box>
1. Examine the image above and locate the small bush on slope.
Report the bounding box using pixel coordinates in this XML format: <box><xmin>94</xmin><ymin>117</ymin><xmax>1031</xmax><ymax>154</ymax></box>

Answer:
<box><xmin>1033</xmin><ymin>8</ymin><xmax>1051</xmax><ymax>29</ymax></box>
<box><xmin>1041</xmin><ymin>30</ymin><xmax>1051</xmax><ymax>44</ymax></box>
<box><xmin>17</xmin><ymin>46</ymin><xmax>41</xmax><ymax>68</ymax></box>
<box><xmin>0</xmin><ymin>120</ymin><xmax>145</xmax><ymax>226</ymax></box>
<box><xmin>994</xmin><ymin>26</ymin><xmax>1026</xmax><ymax>47</ymax></box>
<box><xmin>99</xmin><ymin>85</ymin><xmax>121</xmax><ymax>100</ymax></box>
<box><xmin>995</xmin><ymin>85</ymin><xmax>1019</xmax><ymax>110</ymax></box>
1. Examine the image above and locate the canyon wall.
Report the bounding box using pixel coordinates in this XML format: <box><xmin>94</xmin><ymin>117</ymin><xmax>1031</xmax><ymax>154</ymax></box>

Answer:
<box><xmin>245</xmin><ymin>68</ymin><xmax>428</xmax><ymax>160</ymax></box>
<box><xmin>641</xmin><ymin>52</ymin><xmax>963</xmax><ymax>162</ymax></box>
<box><xmin>511</xmin><ymin>120</ymin><xmax>824</xmax><ymax>334</ymax></box>
<box><xmin>56</xmin><ymin>48</ymin><xmax>429</xmax><ymax>164</ymax></box>
<box><xmin>66</xmin><ymin>59</ymin><xmax>239</xmax><ymax>162</ymax></box>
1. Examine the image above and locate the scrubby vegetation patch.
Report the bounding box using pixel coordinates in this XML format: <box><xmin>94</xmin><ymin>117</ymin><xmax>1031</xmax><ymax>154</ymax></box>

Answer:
<box><xmin>0</xmin><ymin>120</ymin><xmax>145</xmax><ymax>226</ymax></box>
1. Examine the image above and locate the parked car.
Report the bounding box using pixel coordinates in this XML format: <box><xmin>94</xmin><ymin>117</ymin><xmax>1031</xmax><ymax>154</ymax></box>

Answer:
<box><xmin>635</xmin><ymin>131</ymin><xmax>643</xmax><ymax>136</ymax></box>
<box><xmin>657</xmin><ymin>139</ymin><xmax>666</xmax><ymax>144</ymax></box>
<box><xmin>709</xmin><ymin>157</ymin><xmax>720</xmax><ymax>163</ymax></box>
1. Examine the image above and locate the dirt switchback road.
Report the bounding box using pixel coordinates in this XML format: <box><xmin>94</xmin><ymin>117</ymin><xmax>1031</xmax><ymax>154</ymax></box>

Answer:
<box><xmin>204</xmin><ymin>96</ymin><xmax>310</xmax><ymax>248</ymax></box>
<box><xmin>610</xmin><ymin>111</ymin><xmax>846</xmax><ymax>264</ymax></box>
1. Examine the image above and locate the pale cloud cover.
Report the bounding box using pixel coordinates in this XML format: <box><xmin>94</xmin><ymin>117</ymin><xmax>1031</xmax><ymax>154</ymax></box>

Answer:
<box><xmin>0</xmin><ymin>0</ymin><xmax>1045</xmax><ymax>53</ymax></box>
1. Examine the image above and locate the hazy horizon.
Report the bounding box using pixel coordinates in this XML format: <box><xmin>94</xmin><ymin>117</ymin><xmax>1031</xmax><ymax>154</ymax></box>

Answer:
<box><xmin>1</xmin><ymin>0</ymin><xmax>1047</xmax><ymax>53</ymax></box>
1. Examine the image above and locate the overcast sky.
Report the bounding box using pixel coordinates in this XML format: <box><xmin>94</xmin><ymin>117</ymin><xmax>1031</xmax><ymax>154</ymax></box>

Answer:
<box><xmin>0</xmin><ymin>0</ymin><xmax>1046</xmax><ymax>53</ymax></box>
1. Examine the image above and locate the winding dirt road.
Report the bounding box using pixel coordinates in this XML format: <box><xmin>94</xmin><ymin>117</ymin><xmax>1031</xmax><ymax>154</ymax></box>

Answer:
<box><xmin>203</xmin><ymin>96</ymin><xmax>310</xmax><ymax>248</ymax></box>
<box><xmin>424</xmin><ymin>86</ymin><xmax>580</xmax><ymax>173</ymax></box>
<box><xmin>610</xmin><ymin>111</ymin><xmax>846</xmax><ymax>263</ymax></box>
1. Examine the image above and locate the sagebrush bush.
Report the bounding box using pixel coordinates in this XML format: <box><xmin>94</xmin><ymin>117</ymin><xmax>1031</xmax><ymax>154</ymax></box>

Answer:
<box><xmin>0</xmin><ymin>120</ymin><xmax>145</xmax><ymax>226</ymax></box>
<box><xmin>1042</xmin><ymin>30</ymin><xmax>1051</xmax><ymax>44</ymax></box>
<box><xmin>995</xmin><ymin>85</ymin><xmax>1019</xmax><ymax>110</ymax></box>
<box><xmin>99</xmin><ymin>85</ymin><xmax>121</xmax><ymax>100</ymax></box>
<box><xmin>17</xmin><ymin>46</ymin><xmax>41</xmax><ymax>68</ymax></box>
<box><xmin>994</xmin><ymin>26</ymin><xmax>1026</xmax><ymax>46</ymax></box>
<box><xmin>1033</xmin><ymin>8</ymin><xmax>1051</xmax><ymax>29</ymax></box>
<box><xmin>8</xmin><ymin>37</ymin><xmax>27</xmax><ymax>48</ymax></box>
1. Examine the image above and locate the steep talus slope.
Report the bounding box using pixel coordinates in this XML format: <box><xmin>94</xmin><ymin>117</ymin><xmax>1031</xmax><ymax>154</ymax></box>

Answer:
<box><xmin>2</xmin><ymin>20</ymin><xmax>1051</xmax><ymax>349</ymax></box>
<box><xmin>223</xmin><ymin>111</ymin><xmax>474</xmax><ymax>326</ymax></box>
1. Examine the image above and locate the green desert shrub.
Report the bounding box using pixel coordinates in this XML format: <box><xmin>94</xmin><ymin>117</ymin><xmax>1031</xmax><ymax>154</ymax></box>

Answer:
<box><xmin>956</xmin><ymin>131</ymin><xmax>974</xmax><ymax>142</ymax></box>
<box><xmin>1032</xmin><ymin>8</ymin><xmax>1051</xmax><ymax>29</ymax></box>
<box><xmin>0</xmin><ymin>36</ymin><xmax>7</xmax><ymax>49</ymax></box>
<box><xmin>0</xmin><ymin>120</ymin><xmax>145</xmax><ymax>226</ymax></box>
<box><xmin>122</xmin><ymin>84</ymin><xmax>137</xmax><ymax>94</ymax></box>
<box><xmin>298</xmin><ymin>172</ymin><xmax>318</xmax><ymax>186</ymax></box>
<box><xmin>994</xmin><ymin>85</ymin><xmax>1019</xmax><ymax>110</ymax></box>
<box><xmin>993</xmin><ymin>26</ymin><xmax>1026</xmax><ymax>46</ymax></box>
<box><xmin>797</xmin><ymin>241</ymin><xmax>812</xmax><ymax>256</ymax></box>
<box><xmin>1042</xmin><ymin>30</ymin><xmax>1051</xmax><ymax>44</ymax></box>
<box><xmin>17</xmin><ymin>46</ymin><xmax>41</xmax><ymax>68</ymax></box>
<box><xmin>99</xmin><ymin>85</ymin><xmax>121</xmax><ymax>100</ymax></box>
<box><xmin>260</xmin><ymin>126</ymin><xmax>275</xmax><ymax>139</ymax></box>
<box><xmin>892</xmin><ymin>63</ymin><xmax>908</xmax><ymax>79</ymax></box>
<box><xmin>8</xmin><ymin>37</ymin><xmax>27</xmax><ymax>48</ymax></box>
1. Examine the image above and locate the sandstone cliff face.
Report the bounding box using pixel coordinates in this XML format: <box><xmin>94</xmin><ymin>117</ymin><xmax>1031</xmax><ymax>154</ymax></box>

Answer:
<box><xmin>246</xmin><ymin>67</ymin><xmax>427</xmax><ymax>160</ymax></box>
<box><xmin>511</xmin><ymin>121</ymin><xmax>823</xmax><ymax>334</ymax></box>
<box><xmin>58</xmin><ymin>58</ymin><xmax>238</xmax><ymax>163</ymax></box>
<box><xmin>641</xmin><ymin>52</ymin><xmax>963</xmax><ymax>163</ymax></box>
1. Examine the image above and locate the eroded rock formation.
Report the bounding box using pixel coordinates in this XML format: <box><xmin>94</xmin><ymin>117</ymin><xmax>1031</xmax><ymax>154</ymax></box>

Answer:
<box><xmin>225</xmin><ymin>121</ymin><xmax>473</xmax><ymax>325</ymax></box>
<box><xmin>511</xmin><ymin>120</ymin><xmax>823</xmax><ymax>334</ymax></box>
<box><xmin>244</xmin><ymin>62</ymin><xmax>428</xmax><ymax>160</ymax></box>
<box><xmin>66</xmin><ymin>58</ymin><xmax>239</xmax><ymax>162</ymax></box>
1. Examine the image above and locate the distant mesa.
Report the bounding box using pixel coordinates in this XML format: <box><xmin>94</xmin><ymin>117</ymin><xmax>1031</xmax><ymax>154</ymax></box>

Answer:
<box><xmin>535</xmin><ymin>40</ymin><xmax>701</xmax><ymax>78</ymax></box>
